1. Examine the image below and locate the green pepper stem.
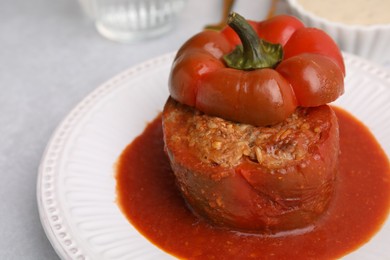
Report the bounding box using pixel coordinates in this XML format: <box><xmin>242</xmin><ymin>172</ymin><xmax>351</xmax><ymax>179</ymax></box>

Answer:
<box><xmin>224</xmin><ymin>12</ymin><xmax>283</xmax><ymax>70</ymax></box>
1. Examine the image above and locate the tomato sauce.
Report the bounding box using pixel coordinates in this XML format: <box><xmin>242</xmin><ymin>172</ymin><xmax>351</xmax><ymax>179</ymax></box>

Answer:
<box><xmin>116</xmin><ymin>107</ymin><xmax>390</xmax><ymax>259</ymax></box>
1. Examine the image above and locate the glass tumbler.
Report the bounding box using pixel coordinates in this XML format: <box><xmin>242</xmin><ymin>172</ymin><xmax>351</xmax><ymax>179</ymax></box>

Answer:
<box><xmin>80</xmin><ymin>0</ymin><xmax>187</xmax><ymax>43</ymax></box>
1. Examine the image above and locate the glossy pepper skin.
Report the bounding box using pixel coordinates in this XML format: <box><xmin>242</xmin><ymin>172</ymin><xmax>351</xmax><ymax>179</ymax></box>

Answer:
<box><xmin>169</xmin><ymin>13</ymin><xmax>345</xmax><ymax>126</ymax></box>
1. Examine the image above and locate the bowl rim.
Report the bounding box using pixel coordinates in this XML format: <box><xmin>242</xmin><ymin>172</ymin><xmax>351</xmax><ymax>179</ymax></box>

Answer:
<box><xmin>286</xmin><ymin>0</ymin><xmax>390</xmax><ymax>30</ymax></box>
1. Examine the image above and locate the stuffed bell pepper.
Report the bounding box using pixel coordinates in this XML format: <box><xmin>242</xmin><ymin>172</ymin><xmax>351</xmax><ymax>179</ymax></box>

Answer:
<box><xmin>163</xmin><ymin>13</ymin><xmax>344</xmax><ymax>233</ymax></box>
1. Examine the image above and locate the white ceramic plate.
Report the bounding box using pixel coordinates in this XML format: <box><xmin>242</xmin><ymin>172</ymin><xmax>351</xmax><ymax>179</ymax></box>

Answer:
<box><xmin>37</xmin><ymin>52</ymin><xmax>390</xmax><ymax>260</ymax></box>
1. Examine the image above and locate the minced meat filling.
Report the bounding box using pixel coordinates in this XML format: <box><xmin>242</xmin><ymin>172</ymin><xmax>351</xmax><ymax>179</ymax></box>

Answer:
<box><xmin>168</xmin><ymin>104</ymin><xmax>329</xmax><ymax>168</ymax></box>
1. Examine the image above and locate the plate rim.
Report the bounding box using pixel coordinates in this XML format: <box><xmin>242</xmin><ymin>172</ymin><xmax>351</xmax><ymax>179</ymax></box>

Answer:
<box><xmin>37</xmin><ymin>52</ymin><xmax>176</xmax><ymax>260</ymax></box>
<box><xmin>36</xmin><ymin>51</ymin><xmax>390</xmax><ymax>260</ymax></box>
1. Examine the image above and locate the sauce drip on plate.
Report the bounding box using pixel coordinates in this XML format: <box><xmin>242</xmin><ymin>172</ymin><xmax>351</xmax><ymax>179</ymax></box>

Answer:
<box><xmin>116</xmin><ymin>106</ymin><xmax>390</xmax><ymax>259</ymax></box>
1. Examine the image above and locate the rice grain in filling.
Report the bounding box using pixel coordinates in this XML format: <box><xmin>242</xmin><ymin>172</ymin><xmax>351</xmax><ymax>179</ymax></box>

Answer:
<box><xmin>167</xmin><ymin>99</ymin><xmax>328</xmax><ymax>170</ymax></box>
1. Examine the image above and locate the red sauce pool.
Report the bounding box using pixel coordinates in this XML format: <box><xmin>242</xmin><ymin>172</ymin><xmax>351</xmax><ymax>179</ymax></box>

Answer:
<box><xmin>116</xmin><ymin>107</ymin><xmax>390</xmax><ymax>259</ymax></box>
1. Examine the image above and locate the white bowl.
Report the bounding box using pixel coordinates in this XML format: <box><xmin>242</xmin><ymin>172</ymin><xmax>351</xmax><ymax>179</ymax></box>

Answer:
<box><xmin>286</xmin><ymin>0</ymin><xmax>390</xmax><ymax>66</ymax></box>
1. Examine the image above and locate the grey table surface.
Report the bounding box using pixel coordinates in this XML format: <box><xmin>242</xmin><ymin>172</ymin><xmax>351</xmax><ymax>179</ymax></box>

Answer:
<box><xmin>0</xmin><ymin>0</ymin><xmax>284</xmax><ymax>259</ymax></box>
<box><xmin>1</xmin><ymin>0</ymin><xmax>389</xmax><ymax>259</ymax></box>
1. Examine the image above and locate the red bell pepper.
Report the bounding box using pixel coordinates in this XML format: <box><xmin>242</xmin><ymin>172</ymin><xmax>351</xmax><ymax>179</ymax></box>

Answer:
<box><xmin>169</xmin><ymin>13</ymin><xmax>345</xmax><ymax>126</ymax></box>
